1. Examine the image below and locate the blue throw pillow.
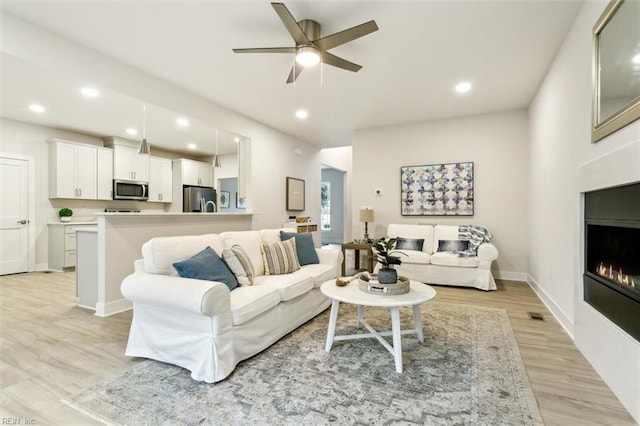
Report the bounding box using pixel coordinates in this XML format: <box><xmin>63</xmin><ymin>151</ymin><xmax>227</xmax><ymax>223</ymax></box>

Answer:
<box><xmin>395</xmin><ymin>237</ymin><xmax>425</xmax><ymax>251</ymax></box>
<box><xmin>173</xmin><ymin>246</ymin><xmax>238</xmax><ymax>291</ymax></box>
<box><xmin>280</xmin><ymin>231</ymin><xmax>319</xmax><ymax>266</ymax></box>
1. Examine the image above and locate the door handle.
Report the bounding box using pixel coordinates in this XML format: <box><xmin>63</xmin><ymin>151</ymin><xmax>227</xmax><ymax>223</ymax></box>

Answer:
<box><xmin>17</xmin><ymin>219</ymin><xmax>28</xmax><ymax>224</ymax></box>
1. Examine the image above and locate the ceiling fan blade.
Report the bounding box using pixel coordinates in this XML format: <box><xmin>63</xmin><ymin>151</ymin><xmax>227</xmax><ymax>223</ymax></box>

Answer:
<box><xmin>232</xmin><ymin>47</ymin><xmax>297</xmax><ymax>54</ymax></box>
<box><xmin>271</xmin><ymin>2</ymin><xmax>310</xmax><ymax>46</ymax></box>
<box><xmin>320</xmin><ymin>52</ymin><xmax>362</xmax><ymax>72</ymax></box>
<box><xmin>314</xmin><ymin>20</ymin><xmax>378</xmax><ymax>51</ymax></box>
<box><xmin>286</xmin><ymin>62</ymin><xmax>305</xmax><ymax>84</ymax></box>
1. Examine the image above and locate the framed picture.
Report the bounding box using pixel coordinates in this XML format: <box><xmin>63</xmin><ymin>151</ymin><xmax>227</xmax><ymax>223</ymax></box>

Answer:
<box><xmin>236</xmin><ymin>193</ymin><xmax>246</xmax><ymax>209</ymax></box>
<box><xmin>286</xmin><ymin>177</ymin><xmax>305</xmax><ymax>211</ymax></box>
<box><xmin>219</xmin><ymin>191</ymin><xmax>230</xmax><ymax>208</ymax></box>
<box><xmin>401</xmin><ymin>162</ymin><xmax>474</xmax><ymax>216</ymax></box>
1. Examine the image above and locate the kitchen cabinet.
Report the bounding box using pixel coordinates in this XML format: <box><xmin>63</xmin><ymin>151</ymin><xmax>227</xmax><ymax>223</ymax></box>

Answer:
<box><xmin>148</xmin><ymin>156</ymin><xmax>173</xmax><ymax>202</ymax></box>
<box><xmin>96</xmin><ymin>147</ymin><xmax>113</xmax><ymax>200</ymax></box>
<box><xmin>104</xmin><ymin>137</ymin><xmax>149</xmax><ymax>182</ymax></box>
<box><xmin>48</xmin><ymin>222</ymin><xmax>97</xmax><ymax>270</ymax></box>
<box><xmin>181</xmin><ymin>159</ymin><xmax>213</xmax><ymax>187</ymax></box>
<box><xmin>49</xmin><ymin>139</ymin><xmax>98</xmax><ymax>199</ymax></box>
<box><xmin>76</xmin><ymin>228</ymin><xmax>98</xmax><ymax>310</ymax></box>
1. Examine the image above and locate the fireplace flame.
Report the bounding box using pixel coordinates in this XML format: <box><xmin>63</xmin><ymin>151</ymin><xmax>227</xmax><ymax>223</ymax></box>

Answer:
<box><xmin>596</xmin><ymin>262</ymin><xmax>636</xmax><ymax>288</ymax></box>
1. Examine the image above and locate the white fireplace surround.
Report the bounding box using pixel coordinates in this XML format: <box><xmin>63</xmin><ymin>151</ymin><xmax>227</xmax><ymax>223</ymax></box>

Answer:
<box><xmin>577</xmin><ymin>138</ymin><xmax>640</xmax><ymax>422</ymax></box>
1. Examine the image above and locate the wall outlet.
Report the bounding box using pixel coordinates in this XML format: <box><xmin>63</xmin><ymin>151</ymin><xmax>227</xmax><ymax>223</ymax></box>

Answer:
<box><xmin>375</xmin><ymin>189</ymin><xmax>382</xmax><ymax>196</ymax></box>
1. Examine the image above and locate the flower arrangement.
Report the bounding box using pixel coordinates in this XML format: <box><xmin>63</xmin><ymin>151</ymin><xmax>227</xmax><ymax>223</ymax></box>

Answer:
<box><xmin>58</xmin><ymin>208</ymin><xmax>73</xmax><ymax>222</ymax></box>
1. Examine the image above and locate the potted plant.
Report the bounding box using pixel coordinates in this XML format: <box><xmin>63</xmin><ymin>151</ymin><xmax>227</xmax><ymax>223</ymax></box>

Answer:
<box><xmin>58</xmin><ymin>208</ymin><xmax>73</xmax><ymax>222</ymax></box>
<box><xmin>372</xmin><ymin>237</ymin><xmax>406</xmax><ymax>284</ymax></box>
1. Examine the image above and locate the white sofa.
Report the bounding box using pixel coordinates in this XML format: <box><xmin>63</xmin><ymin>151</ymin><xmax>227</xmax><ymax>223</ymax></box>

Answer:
<box><xmin>120</xmin><ymin>229</ymin><xmax>342</xmax><ymax>383</ymax></box>
<box><xmin>381</xmin><ymin>224</ymin><xmax>499</xmax><ymax>291</ymax></box>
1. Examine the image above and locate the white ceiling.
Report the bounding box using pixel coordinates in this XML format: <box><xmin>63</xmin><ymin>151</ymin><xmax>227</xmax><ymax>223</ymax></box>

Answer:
<box><xmin>1</xmin><ymin>1</ymin><xmax>583</xmax><ymax>153</ymax></box>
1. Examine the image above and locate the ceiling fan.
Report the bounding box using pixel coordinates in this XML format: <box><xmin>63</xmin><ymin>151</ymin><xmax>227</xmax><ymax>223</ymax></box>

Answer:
<box><xmin>232</xmin><ymin>2</ymin><xmax>378</xmax><ymax>83</ymax></box>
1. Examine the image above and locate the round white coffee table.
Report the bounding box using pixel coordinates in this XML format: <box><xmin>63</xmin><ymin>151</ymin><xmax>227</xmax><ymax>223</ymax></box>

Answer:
<box><xmin>320</xmin><ymin>279</ymin><xmax>437</xmax><ymax>373</ymax></box>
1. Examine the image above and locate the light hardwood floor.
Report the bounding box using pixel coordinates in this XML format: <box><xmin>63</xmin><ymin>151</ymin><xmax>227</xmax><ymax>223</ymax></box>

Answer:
<box><xmin>0</xmin><ymin>271</ymin><xmax>636</xmax><ymax>425</ymax></box>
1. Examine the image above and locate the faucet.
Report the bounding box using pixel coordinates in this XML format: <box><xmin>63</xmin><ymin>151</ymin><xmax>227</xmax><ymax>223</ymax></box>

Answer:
<box><xmin>204</xmin><ymin>200</ymin><xmax>217</xmax><ymax>213</ymax></box>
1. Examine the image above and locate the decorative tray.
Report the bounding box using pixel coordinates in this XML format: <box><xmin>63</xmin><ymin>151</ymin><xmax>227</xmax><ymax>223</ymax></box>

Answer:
<box><xmin>358</xmin><ymin>276</ymin><xmax>410</xmax><ymax>295</ymax></box>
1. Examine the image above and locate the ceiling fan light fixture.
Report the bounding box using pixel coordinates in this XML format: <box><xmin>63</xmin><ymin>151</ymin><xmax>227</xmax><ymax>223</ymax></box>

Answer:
<box><xmin>295</xmin><ymin>46</ymin><xmax>320</xmax><ymax>67</ymax></box>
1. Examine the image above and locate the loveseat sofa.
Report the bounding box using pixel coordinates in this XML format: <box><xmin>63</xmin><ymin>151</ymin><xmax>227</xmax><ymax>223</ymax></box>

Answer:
<box><xmin>380</xmin><ymin>224</ymin><xmax>499</xmax><ymax>291</ymax></box>
<box><xmin>120</xmin><ymin>229</ymin><xmax>342</xmax><ymax>383</ymax></box>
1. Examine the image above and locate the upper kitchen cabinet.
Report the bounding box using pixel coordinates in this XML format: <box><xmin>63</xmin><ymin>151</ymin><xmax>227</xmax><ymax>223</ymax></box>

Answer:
<box><xmin>104</xmin><ymin>137</ymin><xmax>149</xmax><ymax>182</ymax></box>
<box><xmin>49</xmin><ymin>139</ymin><xmax>112</xmax><ymax>200</ymax></box>
<box><xmin>178</xmin><ymin>159</ymin><xmax>213</xmax><ymax>187</ymax></box>
<box><xmin>148</xmin><ymin>156</ymin><xmax>173</xmax><ymax>203</ymax></box>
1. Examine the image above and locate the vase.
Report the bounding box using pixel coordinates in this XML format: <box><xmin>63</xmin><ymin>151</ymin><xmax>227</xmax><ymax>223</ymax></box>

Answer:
<box><xmin>60</xmin><ymin>217</ymin><xmax>71</xmax><ymax>222</ymax></box>
<box><xmin>378</xmin><ymin>268</ymin><xmax>397</xmax><ymax>284</ymax></box>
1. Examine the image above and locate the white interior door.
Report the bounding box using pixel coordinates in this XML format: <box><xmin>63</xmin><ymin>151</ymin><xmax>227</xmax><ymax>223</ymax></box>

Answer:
<box><xmin>0</xmin><ymin>157</ymin><xmax>29</xmax><ymax>274</ymax></box>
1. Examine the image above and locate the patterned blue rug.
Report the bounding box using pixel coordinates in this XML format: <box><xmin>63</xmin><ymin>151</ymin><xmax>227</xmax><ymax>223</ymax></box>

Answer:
<box><xmin>64</xmin><ymin>302</ymin><xmax>543</xmax><ymax>425</ymax></box>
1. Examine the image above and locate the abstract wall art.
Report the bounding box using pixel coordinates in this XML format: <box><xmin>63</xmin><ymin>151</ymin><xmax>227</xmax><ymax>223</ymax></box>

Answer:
<box><xmin>401</xmin><ymin>162</ymin><xmax>474</xmax><ymax>216</ymax></box>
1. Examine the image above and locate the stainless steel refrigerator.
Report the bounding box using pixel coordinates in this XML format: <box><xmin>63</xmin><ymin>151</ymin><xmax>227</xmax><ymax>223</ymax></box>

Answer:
<box><xmin>183</xmin><ymin>185</ymin><xmax>217</xmax><ymax>212</ymax></box>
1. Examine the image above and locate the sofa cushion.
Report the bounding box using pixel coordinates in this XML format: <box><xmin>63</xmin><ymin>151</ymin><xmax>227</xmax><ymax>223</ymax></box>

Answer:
<box><xmin>221</xmin><ymin>231</ymin><xmax>265</xmax><ymax>277</ymax></box>
<box><xmin>261</xmin><ymin>238</ymin><xmax>301</xmax><ymax>275</ymax></box>
<box><xmin>222</xmin><ymin>245</ymin><xmax>255</xmax><ymax>286</ymax></box>
<box><xmin>395</xmin><ymin>249</ymin><xmax>431</xmax><ymax>265</ymax></box>
<box><xmin>432</xmin><ymin>225</ymin><xmax>464</xmax><ymax>254</ymax></box>
<box><xmin>430</xmin><ymin>252</ymin><xmax>480</xmax><ymax>268</ymax></box>
<box><xmin>387</xmin><ymin>224</ymin><xmax>434</xmax><ymax>254</ymax></box>
<box><xmin>280</xmin><ymin>231</ymin><xmax>319</xmax><ymax>266</ymax></box>
<box><xmin>253</xmin><ymin>273</ymin><xmax>313</xmax><ymax>301</ymax></box>
<box><xmin>142</xmin><ymin>234</ymin><xmax>225</xmax><ymax>275</ymax></box>
<box><xmin>229</xmin><ymin>286</ymin><xmax>281</xmax><ymax>325</ymax></box>
<box><xmin>395</xmin><ymin>237</ymin><xmax>424</xmax><ymax>251</ymax></box>
<box><xmin>437</xmin><ymin>239</ymin><xmax>470</xmax><ymax>253</ymax></box>
<box><xmin>298</xmin><ymin>263</ymin><xmax>336</xmax><ymax>287</ymax></box>
<box><xmin>172</xmin><ymin>246</ymin><xmax>238</xmax><ymax>291</ymax></box>
<box><xmin>259</xmin><ymin>229</ymin><xmax>282</xmax><ymax>245</ymax></box>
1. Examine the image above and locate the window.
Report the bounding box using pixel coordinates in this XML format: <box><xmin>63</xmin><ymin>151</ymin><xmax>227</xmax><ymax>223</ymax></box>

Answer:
<box><xmin>321</xmin><ymin>182</ymin><xmax>331</xmax><ymax>230</ymax></box>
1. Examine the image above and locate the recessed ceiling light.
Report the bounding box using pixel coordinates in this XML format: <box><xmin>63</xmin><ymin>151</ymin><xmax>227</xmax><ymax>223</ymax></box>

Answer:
<box><xmin>295</xmin><ymin>109</ymin><xmax>309</xmax><ymax>119</ymax></box>
<box><xmin>126</xmin><ymin>128</ymin><xmax>138</xmax><ymax>136</ymax></box>
<box><xmin>633</xmin><ymin>53</ymin><xmax>640</xmax><ymax>64</ymax></box>
<box><xmin>234</xmin><ymin>137</ymin><xmax>240</xmax><ymax>143</ymax></box>
<box><xmin>177</xmin><ymin>118</ymin><xmax>189</xmax><ymax>127</ymax></box>
<box><xmin>187</xmin><ymin>143</ymin><xmax>197</xmax><ymax>150</ymax></box>
<box><xmin>81</xmin><ymin>87</ymin><xmax>100</xmax><ymax>98</ymax></box>
<box><xmin>29</xmin><ymin>104</ymin><xmax>45</xmax><ymax>113</ymax></box>
<box><xmin>455</xmin><ymin>81</ymin><xmax>472</xmax><ymax>94</ymax></box>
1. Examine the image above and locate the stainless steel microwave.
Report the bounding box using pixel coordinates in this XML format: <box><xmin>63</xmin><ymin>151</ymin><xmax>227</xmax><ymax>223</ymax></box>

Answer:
<box><xmin>113</xmin><ymin>179</ymin><xmax>148</xmax><ymax>201</ymax></box>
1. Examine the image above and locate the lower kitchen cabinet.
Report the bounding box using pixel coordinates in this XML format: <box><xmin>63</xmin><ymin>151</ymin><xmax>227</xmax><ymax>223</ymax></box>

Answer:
<box><xmin>48</xmin><ymin>222</ymin><xmax>97</xmax><ymax>270</ymax></box>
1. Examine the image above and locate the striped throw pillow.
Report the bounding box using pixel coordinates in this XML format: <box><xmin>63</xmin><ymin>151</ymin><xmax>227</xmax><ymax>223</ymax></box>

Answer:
<box><xmin>261</xmin><ymin>238</ymin><xmax>300</xmax><ymax>275</ymax></box>
<box><xmin>222</xmin><ymin>245</ymin><xmax>255</xmax><ymax>286</ymax></box>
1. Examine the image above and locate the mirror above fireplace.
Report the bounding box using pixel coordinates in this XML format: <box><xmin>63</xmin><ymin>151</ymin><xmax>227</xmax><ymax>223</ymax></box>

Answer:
<box><xmin>592</xmin><ymin>0</ymin><xmax>640</xmax><ymax>143</ymax></box>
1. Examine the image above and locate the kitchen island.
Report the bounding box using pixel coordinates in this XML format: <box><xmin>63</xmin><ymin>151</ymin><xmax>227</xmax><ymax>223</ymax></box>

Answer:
<box><xmin>86</xmin><ymin>212</ymin><xmax>252</xmax><ymax>316</ymax></box>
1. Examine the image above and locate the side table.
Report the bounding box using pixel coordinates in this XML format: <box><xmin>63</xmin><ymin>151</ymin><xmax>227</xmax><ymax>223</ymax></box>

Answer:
<box><xmin>341</xmin><ymin>241</ymin><xmax>375</xmax><ymax>276</ymax></box>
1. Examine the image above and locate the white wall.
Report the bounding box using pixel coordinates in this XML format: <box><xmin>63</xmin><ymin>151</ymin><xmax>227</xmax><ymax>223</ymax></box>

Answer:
<box><xmin>352</xmin><ymin>110</ymin><xmax>529</xmax><ymax>280</ymax></box>
<box><xmin>528</xmin><ymin>1</ymin><xmax>640</xmax><ymax>421</ymax></box>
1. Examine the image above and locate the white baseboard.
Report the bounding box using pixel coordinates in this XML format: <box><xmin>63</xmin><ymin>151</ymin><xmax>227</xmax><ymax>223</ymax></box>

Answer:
<box><xmin>526</xmin><ymin>274</ymin><xmax>574</xmax><ymax>339</ymax></box>
<box><xmin>493</xmin><ymin>270</ymin><xmax>527</xmax><ymax>281</ymax></box>
<box><xmin>95</xmin><ymin>298</ymin><xmax>132</xmax><ymax>317</ymax></box>
<box><xmin>35</xmin><ymin>263</ymin><xmax>51</xmax><ymax>272</ymax></box>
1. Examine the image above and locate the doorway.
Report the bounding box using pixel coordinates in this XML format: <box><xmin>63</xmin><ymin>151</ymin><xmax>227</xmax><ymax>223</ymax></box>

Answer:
<box><xmin>321</xmin><ymin>166</ymin><xmax>345</xmax><ymax>245</ymax></box>
<box><xmin>0</xmin><ymin>154</ymin><xmax>35</xmax><ymax>274</ymax></box>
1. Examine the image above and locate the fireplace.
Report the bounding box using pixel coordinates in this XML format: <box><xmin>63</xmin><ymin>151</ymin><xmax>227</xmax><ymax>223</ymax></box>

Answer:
<box><xmin>584</xmin><ymin>183</ymin><xmax>640</xmax><ymax>342</ymax></box>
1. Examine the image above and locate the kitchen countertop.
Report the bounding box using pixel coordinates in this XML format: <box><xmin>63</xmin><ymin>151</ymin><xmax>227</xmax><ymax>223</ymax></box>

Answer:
<box><xmin>47</xmin><ymin>220</ymin><xmax>98</xmax><ymax>225</ymax></box>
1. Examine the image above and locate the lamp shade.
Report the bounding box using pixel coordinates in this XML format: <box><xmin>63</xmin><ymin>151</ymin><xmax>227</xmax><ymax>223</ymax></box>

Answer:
<box><xmin>359</xmin><ymin>208</ymin><xmax>374</xmax><ymax>223</ymax></box>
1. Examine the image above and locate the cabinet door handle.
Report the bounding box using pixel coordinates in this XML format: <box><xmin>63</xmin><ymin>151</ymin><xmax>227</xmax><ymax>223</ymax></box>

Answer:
<box><xmin>16</xmin><ymin>219</ymin><xmax>28</xmax><ymax>224</ymax></box>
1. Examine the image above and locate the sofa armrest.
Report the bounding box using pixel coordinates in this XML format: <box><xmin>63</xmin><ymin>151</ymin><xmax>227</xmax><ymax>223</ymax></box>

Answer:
<box><xmin>315</xmin><ymin>248</ymin><xmax>343</xmax><ymax>274</ymax></box>
<box><xmin>121</xmin><ymin>272</ymin><xmax>231</xmax><ymax>317</ymax></box>
<box><xmin>477</xmin><ymin>243</ymin><xmax>499</xmax><ymax>262</ymax></box>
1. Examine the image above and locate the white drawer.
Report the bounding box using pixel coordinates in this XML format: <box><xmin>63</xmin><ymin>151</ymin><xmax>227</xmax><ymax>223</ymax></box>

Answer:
<box><xmin>64</xmin><ymin>233</ymin><xmax>76</xmax><ymax>250</ymax></box>
<box><xmin>64</xmin><ymin>226</ymin><xmax>76</xmax><ymax>234</ymax></box>
<box><xmin>64</xmin><ymin>250</ymin><xmax>76</xmax><ymax>267</ymax></box>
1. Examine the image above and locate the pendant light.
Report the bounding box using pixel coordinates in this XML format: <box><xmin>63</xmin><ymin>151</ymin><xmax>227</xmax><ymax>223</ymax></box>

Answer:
<box><xmin>212</xmin><ymin>129</ymin><xmax>222</xmax><ymax>167</ymax></box>
<box><xmin>138</xmin><ymin>104</ymin><xmax>150</xmax><ymax>155</ymax></box>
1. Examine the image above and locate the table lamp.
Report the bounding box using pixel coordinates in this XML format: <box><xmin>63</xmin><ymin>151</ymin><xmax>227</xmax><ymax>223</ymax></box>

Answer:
<box><xmin>359</xmin><ymin>208</ymin><xmax>375</xmax><ymax>241</ymax></box>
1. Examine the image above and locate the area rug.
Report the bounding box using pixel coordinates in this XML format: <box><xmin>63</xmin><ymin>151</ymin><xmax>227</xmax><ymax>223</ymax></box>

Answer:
<box><xmin>64</xmin><ymin>302</ymin><xmax>544</xmax><ymax>425</ymax></box>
